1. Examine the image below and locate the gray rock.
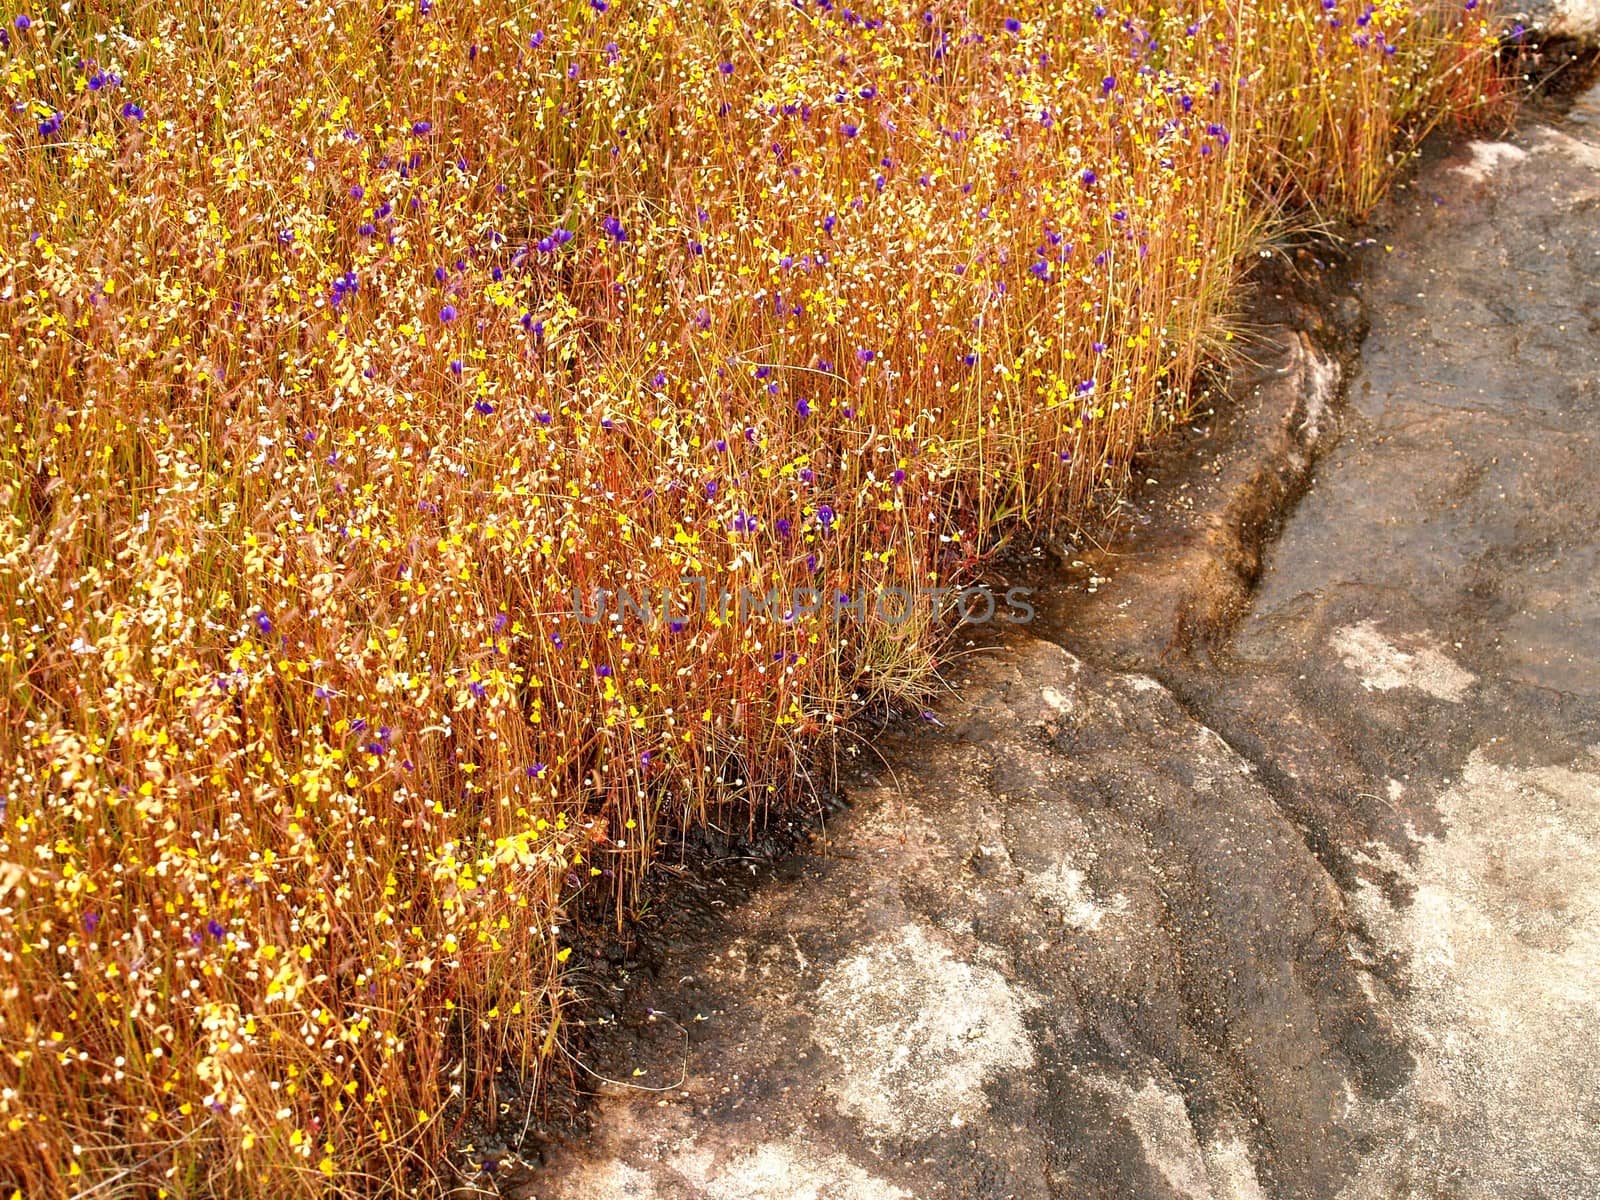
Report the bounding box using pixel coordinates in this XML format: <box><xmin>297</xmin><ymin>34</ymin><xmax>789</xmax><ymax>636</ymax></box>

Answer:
<box><xmin>1509</xmin><ymin>0</ymin><xmax>1600</xmax><ymax>41</ymax></box>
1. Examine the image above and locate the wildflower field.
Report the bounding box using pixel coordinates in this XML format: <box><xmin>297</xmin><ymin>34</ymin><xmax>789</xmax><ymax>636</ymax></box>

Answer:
<box><xmin>0</xmin><ymin>0</ymin><xmax>1498</xmax><ymax>1193</ymax></box>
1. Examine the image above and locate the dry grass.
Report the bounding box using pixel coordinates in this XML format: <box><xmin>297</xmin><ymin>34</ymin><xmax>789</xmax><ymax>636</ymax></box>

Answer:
<box><xmin>0</xmin><ymin>0</ymin><xmax>1498</xmax><ymax>1194</ymax></box>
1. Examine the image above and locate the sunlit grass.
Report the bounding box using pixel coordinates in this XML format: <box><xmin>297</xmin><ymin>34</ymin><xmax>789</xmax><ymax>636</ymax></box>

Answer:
<box><xmin>0</xmin><ymin>0</ymin><xmax>1499</xmax><ymax>1194</ymax></box>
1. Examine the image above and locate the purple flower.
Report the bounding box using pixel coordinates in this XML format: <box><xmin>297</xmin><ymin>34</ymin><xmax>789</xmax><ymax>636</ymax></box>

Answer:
<box><xmin>349</xmin><ymin>184</ymin><xmax>364</xmax><ymax>200</ymax></box>
<box><xmin>1081</xmin><ymin>168</ymin><xmax>1098</xmax><ymax>187</ymax></box>
<box><xmin>207</xmin><ymin>919</ymin><xmax>225</xmax><ymax>940</ymax></box>
<box><xmin>857</xmin><ymin>348</ymin><xmax>875</xmax><ymax>363</ymax></box>
<box><xmin>83</xmin><ymin>912</ymin><xmax>99</xmax><ymax>934</ymax></box>
<box><xmin>37</xmin><ymin>111</ymin><xmax>61</xmax><ymax>137</ymax></box>
<box><xmin>1102</xmin><ymin>75</ymin><xmax>1117</xmax><ymax>94</ymax></box>
<box><xmin>329</xmin><ymin>270</ymin><xmax>359</xmax><ymax>307</ymax></box>
<box><xmin>14</xmin><ymin>13</ymin><xmax>30</xmax><ymax>29</ymax></box>
<box><xmin>817</xmin><ymin>504</ymin><xmax>835</xmax><ymax>530</ymax></box>
<box><xmin>411</xmin><ymin>120</ymin><xmax>433</xmax><ymax>136</ymax></box>
<box><xmin>1004</xmin><ymin>17</ymin><xmax>1021</xmax><ymax>32</ymax></box>
<box><xmin>601</xmin><ymin>215</ymin><xmax>627</xmax><ymax>242</ymax></box>
<box><xmin>474</xmin><ymin>398</ymin><xmax>495</xmax><ymax>415</ymax></box>
<box><xmin>440</xmin><ymin>304</ymin><xmax>458</xmax><ymax>322</ymax></box>
<box><xmin>840</xmin><ymin>122</ymin><xmax>859</xmax><ymax>138</ymax></box>
<box><xmin>719</xmin><ymin>61</ymin><xmax>734</xmax><ymax>74</ymax></box>
<box><xmin>121</xmin><ymin>101</ymin><xmax>145</xmax><ymax>121</ymax></box>
<box><xmin>596</xmin><ymin>663</ymin><xmax>613</xmax><ymax>677</ymax></box>
<box><xmin>796</xmin><ymin>397</ymin><xmax>811</xmax><ymax>418</ymax></box>
<box><xmin>254</xmin><ymin>612</ymin><xmax>273</xmax><ymax>635</ymax></box>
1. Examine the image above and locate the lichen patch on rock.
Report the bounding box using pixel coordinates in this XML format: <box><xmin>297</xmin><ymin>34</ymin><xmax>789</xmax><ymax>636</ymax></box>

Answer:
<box><xmin>1450</xmin><ymin>139</ymin><xmax>1529</xmax><ymax>183</ymax></box>
<box><xmin>1345</xmin><ymin>751</ymin><xmax>1600</xmax><ymax>1199</ymax></box>
<box><xmin>810</xmin><ymin>922</ymin><xmax>1039</xmax><ymax>1140</ymax></box>
<box><xmin>670</xmin><ymin>1141</ymin><xmax>915</xmax><ymax>1200</ymax></box>
<box><xmin>1329</xmin><ymin>621</ymin><xmax>1476</xmax><ymax>702</ymax></box>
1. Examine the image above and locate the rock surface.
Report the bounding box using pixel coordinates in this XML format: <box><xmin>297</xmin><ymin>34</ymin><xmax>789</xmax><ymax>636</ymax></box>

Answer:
<box><xmin>1512</xmin><ymin>0</ymin><xmax>1600</xmax><ymax>44</ymax></box>
<box><xmin>501</xmin><ymin>87</ymin><xmax>1600</xmax><ymax>1200</ymax></box>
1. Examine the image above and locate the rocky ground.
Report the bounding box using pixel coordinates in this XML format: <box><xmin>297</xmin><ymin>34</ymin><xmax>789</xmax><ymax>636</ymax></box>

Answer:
<box><xmin>481</xmin><ymin>76</ymin><xmax>1600</xmax><ymax>1200</ymax></box>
